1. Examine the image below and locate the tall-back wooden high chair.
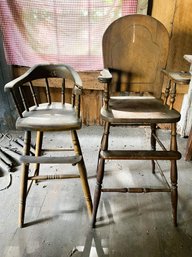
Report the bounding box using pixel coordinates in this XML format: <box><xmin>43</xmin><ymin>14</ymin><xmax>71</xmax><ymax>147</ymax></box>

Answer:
<box><xmin>91</xmin><ymin>15</ymin><xmax>181</xmax><ymax>227</ymax></box>
<box><xmin>5</xmin><ymin>64</ymin><xmax>92</xmax><ymax>227</ymax></box>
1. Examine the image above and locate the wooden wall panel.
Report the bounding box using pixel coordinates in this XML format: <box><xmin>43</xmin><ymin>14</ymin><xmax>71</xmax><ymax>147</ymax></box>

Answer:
<box><xmin>152</xmin><ymin>0</ymin><xmax>176</xmax><ymax>34</ymax></box>
<box><xmin>152</xmin><ymin>0</ymin><xmax>192</xmax><ymax>71</ymax></box>
<box><xmin>169</xmin><ymin>1</ymin><xmax>192</xmax><ymax>71</ymax></box>
<box><xmin>152</xmin><ymin>0</ymin><xmax>192</xmax><ymax>113</ymax></box>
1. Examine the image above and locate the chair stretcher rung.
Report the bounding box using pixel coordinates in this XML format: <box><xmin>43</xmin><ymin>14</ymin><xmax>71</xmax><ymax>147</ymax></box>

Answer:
<box><xmin>101</xmin><ymin>150</ymin><xmax>181</xmax><ymax>160</ymax></box>
<box><xmin>20</xmin><ymin>155</ymin><xmax>82</xmax><ymax>164</ymax></box>
<box><xmin>101</xmin><ymin>187</ymin><xmax>171</xmax><ymax>193</ymax></box>
<box><xmin>29</xmin><ymin>174</ymin><xmax>80</xmax><ymax>180</ymax></box>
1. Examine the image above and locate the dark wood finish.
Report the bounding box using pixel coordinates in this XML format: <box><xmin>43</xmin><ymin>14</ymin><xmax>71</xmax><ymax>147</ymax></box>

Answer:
<box><xmin>91</xmin><ymin>14</ymin><xmax>182</xmax><ymax>228</ymax></box>
<box><xmin>147</xmin><ymin>0</ymin><xmax>153</xmax><ymax>15</ymax></box>
<box><xmin>100</xmin><ymin>150</ymin><xmax>181</xmax><ymax>160</ymax></box>
<box><xmin>4</xmin><ymin>64</ymin><xmax>93</xmax><ymax>227</ymax></box>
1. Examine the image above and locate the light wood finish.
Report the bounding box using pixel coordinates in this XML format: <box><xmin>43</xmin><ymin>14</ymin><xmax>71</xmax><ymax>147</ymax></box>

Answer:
<box><xmin>91</xmin><ymin>14</ymin><xmax>181</xmax><ymax>228</ymax></box>
<box><xmin>34</xmin><ymin>130</ymin><xmax>43</xmax><ymax>184</ymax></box>
<box><xmin>162</xmin><ymin>70</ymin><xmax>191</xmax><ymax>110</ymax></box>
<box><xmin>152</xmin><ymin>0</ymin><xmax>192</xmax><ymax>71</ymax></box>
<box><xmin>4</xmin><ymin>64</ymin><xmax>92</xmax><ymax>227</ymax></box>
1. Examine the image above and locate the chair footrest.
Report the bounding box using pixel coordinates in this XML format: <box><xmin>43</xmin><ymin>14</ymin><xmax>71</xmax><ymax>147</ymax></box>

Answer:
<box><xmin>29</xmin><ymin>174</ymin><xmax>80</xmax><ymax>180</ymax></box>
<box><xmin>101</xmin><ymin>150</ymin><xmax>181</xmax><ymax>160</ymax></box>
<box><xmin>20</xmin><ymin>155</ymin><xmax>82</xmax><ymax>164</ymax></box>
<box><xmin>101</xmin><ymin>187</ymin><xmax>171</xmax><ymax>193</ymax></box>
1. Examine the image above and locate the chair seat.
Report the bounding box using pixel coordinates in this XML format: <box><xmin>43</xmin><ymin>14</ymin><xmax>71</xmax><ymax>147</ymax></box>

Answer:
<box><xmin>101</xmin><ymin>96</ymin><xmax>180</xmax><ymax>124</ymax></box>
<box><xmin>16</xmin><ymin>102</ymin><xmax>81</xmax><ymax>131</ymax></box>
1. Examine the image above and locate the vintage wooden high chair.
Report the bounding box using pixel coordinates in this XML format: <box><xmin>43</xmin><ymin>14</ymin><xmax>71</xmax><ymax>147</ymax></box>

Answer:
<box><xmin>4</xmin><ymin>64</ymin><xmax>92</xmax><ymax>227</ymax></box>
<box><xmin>91</xmin><ymin>14</ymin><xmax>182</xmax><ymax>227</ymax></box>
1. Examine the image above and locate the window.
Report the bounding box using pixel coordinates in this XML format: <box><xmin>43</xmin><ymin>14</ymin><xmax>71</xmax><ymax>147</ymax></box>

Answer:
<box><xmin>0</xmin><ymin>0</ymin><xmax>140</xmax><ymax>71</ymax></box>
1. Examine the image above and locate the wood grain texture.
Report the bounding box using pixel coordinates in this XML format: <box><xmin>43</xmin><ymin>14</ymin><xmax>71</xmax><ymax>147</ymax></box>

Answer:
<box><xmin>152</xmin><ymin>0</ymin><xmax>192</xmax><ymax>71</ymax></box>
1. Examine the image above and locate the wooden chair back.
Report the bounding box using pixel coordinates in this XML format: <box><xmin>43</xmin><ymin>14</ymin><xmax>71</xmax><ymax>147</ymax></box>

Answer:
<box><xmin>102</xmin><ymin>14</ymin><xmax>169</xmax><ymax>99</ymax></box>
<box><xmin>5</xmin><ymin>64</ymin><xmax>82</xmax><ymax>118</ymax></box>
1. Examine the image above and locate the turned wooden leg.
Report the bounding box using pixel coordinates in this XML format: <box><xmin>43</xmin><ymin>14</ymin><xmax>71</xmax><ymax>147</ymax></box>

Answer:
<box><xmin>19</xmin><ymin>131</ymin><xmax>31</xmax><ymax>228</ymax></box>
<box><xmin>171</xmin><ymin>160</ymin><xmax>178</xmax><ymax>226</ymax></box>
<box><xmin>170</xmin><ymin>123</ymin><xmax>178</xmax><ymax>226</ymax></box>
<box><xmin>91</xmin><ymin>122</ymin><xmax>110</xmax><ymax>227</ymax></box>
<box><xmin>151</xmin><ymin>123</ymin><xmax>156</xmax><ymax>174</ymax></box>
<box><xmin>96</xmin><ymin>122</ymin><xmax>110</xmax><ymax>172</ymax></box>
<box><xmin>91</xmin><ymin>157</ymin><xmax>105</xmax><ymax>228</ymax></box>
<box><xmin>34</xmin><ymin>131</ymin><xmax>43</xmax><ymax>184</ymax></box>
<box><xmin>71</xmin><ymin>130</ymin><xmax>93</xmax><ymax>217</ymax></box>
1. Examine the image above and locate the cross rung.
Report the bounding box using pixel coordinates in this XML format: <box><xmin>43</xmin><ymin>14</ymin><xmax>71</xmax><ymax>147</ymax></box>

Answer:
<box><xmin>102</xmin><ymin>187</ymin><xmax>171</xmax><ymax>193</ymax></box>
<box><xmin>101</xmin><ymin>150</ymin><xmax>181</xmax><ymax>160</ymax></box>
<box><xmin>20</xmin><ymin>155</ymin><xmax>82</xmax><ymax>164</ymax></box>
<box><xmin>29</xmin><ymin>174</ymin><xmax>80</xmax><ymax>180</ymax></box>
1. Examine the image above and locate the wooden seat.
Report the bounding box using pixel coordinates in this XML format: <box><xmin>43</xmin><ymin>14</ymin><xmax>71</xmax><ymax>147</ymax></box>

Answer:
<box><xmin>101</xmin><ymin>96</ymin><xmax>180</xmax><ymax>123</ymax></box>
<box><xmin>4</xmin><ymin>64</ymin><xmax>92</xmax><ymax>227</ymax></box>
<box><xmin>91</xmin><ymin>14</ymin><xmax>182</xmax><ymax>227</ymax></box>
<box><xmin>16</xmin><ymin>102</ymin><xmax>81</xmax><ymax>130</ymax></box>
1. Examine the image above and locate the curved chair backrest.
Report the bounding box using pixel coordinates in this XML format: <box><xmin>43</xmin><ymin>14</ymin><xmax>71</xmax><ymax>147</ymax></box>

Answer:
<box><xmin>4</xmin><ymin>64</ymin><xmax>82</xmax><ymax>118</ymax></box>
<box><xmin>102</xmin><ymin>14</ymin><xmax>169</xmax><ymax>99</ymax></box>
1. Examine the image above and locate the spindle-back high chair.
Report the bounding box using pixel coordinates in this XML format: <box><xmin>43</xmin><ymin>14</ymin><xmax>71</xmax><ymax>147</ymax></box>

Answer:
<box><xmin>5</xmin><ymin>64</ymin><xmax>92</xmax><ymax>227</ymax></box>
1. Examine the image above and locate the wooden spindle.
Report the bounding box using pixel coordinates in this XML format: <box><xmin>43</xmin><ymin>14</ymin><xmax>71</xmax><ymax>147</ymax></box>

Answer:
<box><xmin>19</xmin><ymin>86</ymin><xmax>29</xmax><ymax>112</ymax></box>
<box><xmin>76</xmin><ymin>94</ymin><xmax>80</xmax><ymax>118</ymax></box>
<box><xmin>10</xmin><ymin>89</ymin><xmax>23</xmax><ymax>117</ymax></box>
<box><xmin>45</xmin><ymin>78</ymin><xmax>51</xmax><ymax>105</ymax></box>
<box><xmin>61</xmin><ymin>79</ymin><xmax>65</xmax><ymax>104</ymax></box>
<box><xmin>29</xmin><ymin>82</ymin><xmax>39</xmax><ymax>107</ymax></box>
<box><xmin>164</xmin><ymin>79</ymin><xmax>171</xmax><ymax>105</ymax></box>
<box><xmin>72</xmin><ymin>85</ymin><xmax>76</xmax><ymax>107</ymax></box>
<box><xmin>169</xmin><ymin>82</ymin><xmax>176</xmax><ymax>110</ymax></box>
<box><xmin>170</xmin><ymin>123</ymin><xmax>177</xmax><ymax>151</ymax></box>
<box><xmin>103</xmin><ymin>83</ymin><xmax>109</xmax><ymax>110</ymax></box>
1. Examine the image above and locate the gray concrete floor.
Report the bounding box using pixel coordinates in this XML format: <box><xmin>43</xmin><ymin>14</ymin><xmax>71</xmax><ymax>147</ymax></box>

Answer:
<box><xmin>0</xmin><ymin>125</ymin><xmax>192</xmax><ymax>257</ymax></box>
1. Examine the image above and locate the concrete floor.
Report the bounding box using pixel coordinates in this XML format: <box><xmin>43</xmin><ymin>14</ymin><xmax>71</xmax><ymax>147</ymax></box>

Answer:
<box><xmin>0</xmin><ymin>125</ymin><xmax>192</xmax><ymax>257</ymax></box>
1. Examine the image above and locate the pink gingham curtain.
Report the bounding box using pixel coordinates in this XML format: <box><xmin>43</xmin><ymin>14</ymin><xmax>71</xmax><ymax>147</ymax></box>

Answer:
<box><xmin>0</xmin><ymin>0</ymin><xmax>138</xmax><ymax>71</ymax></box>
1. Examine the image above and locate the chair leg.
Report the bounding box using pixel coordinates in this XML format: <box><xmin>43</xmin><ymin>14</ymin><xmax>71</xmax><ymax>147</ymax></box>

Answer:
<box><xmin>151</xmin><ymin>124</ymin><xmax>156</xmax><ymax>174</ymax></box>
<box><xmin>96</xmin><ymin>122</ymin><xmax>110</xmax><ymax>172</ymax></box>
<box><xmin>171</xmin><ymin>160</ymin><xmax>178</xmax><ymax>226</ymax></box>
<box><xmin>170</xmin><ymin>123</ymin><xmax>178</xmax><ymax>226</ymax></box>
<box><xmin>19</xmin><ymin>131</ymin><xmax>31</xmax><ymax>228</ymax></box>
<box><xmin>91</xmin><ymin>122</ymin><xmax>110</xmax><ymax>227</ymax></box>
<box><xmin>34</xmin><ymin>131</ymin><xmax>43</xmax><ymax>184</ymax></box>
<box><xmin>91</xmin><ymin>157</ymin><xmax>105</xmax><ymax>228</ymax></box>
<box><xmin>71</xmin><ymin>130</ymin><xmax>93</xmax><ymax>217</ymax></box>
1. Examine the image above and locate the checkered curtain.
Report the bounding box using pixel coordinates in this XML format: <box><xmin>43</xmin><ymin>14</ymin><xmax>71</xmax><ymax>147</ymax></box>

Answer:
<box><xmin>0</xmin><ymin>0</ymin><xmax>140</xmax><ymax>71</ymax></box>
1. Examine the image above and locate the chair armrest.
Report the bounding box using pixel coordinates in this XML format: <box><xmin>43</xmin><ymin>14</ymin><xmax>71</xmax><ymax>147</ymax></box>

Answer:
<box><xmin>98</xmin><ymin>69</ymin><xmax>112</xmax><ymax>83</ymax></box>
<box><xmin>4</xmin><ymin>67</ymin><xmax>33</xmax><ymax>92</ymax></box>
<box><xmin>64</xmin><ymin>64</ymin><xmax>83</xmax><ymax>89</ymax></box>
<box><xmin>73</xmin><ymin>85</ymin><xmax>83</xmax><ymax>95</ymax></box>
<box><xmin>162</xmin><ymin>69</ymin><xmax>191</xmax><ymax>109</ymax></box>
<box><xmin>162</xmin><ymin>69</ymin><xmax>191</xmax><ymax>85</ymax></box>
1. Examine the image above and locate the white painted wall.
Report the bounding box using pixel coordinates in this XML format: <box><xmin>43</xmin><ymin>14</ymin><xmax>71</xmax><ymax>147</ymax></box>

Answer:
<box><xmin>177</xmin><ymin>55</ymin><xmax>192</xmax><ymax>137</ymax></box>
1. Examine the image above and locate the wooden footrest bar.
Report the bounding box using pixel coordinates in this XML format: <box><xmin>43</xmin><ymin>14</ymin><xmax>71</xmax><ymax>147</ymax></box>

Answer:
<box><xmin>29</xmin><ymin>174</ymin><xmax>80</xmax><ymax>180</ymax></box>
<box><xmin>101</xmin><ymin>150</ymin><xmax>181</xmax><ymax>160</ymax></box>
<box><xmin>20</xmin><ymin>155</ymin><xmax>82</xmax><ymax>164</ymax></box>
<box><xmin>101</xmin><ymin>187</ymin><xmax>171</xmax><ymax>193</ymax></box>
